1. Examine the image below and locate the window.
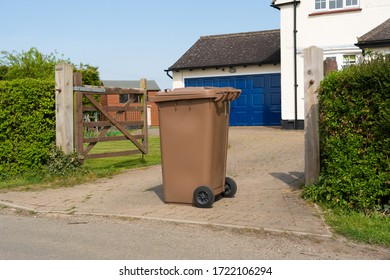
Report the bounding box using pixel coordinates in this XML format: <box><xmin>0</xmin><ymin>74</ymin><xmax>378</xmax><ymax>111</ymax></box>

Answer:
<box><xmin>346</xmin><ymin>0</ymin><xmax>358</xmax><ymax>6</ymax></box>
<box><xmin>329</xmin><ymin>0</ymin><xmax>342</xmax><ymax>9</ymax></box>
<box><xmin>342</xmin><ymin>54</ymin><xmax>357</xmax><ymax>68</ymax></box>
<box><xmin>119</xmin><ymin>94</ymin><xmax>140</xmax><ymax>104</ymax></box>
<box><xmin>120</xmin><ymin>94</ymin><xmax>129</xmax><ymax>103</ymax></box>
<box><xmin>314</xmin><ymin>0</ymin><xmax>359</xmax><ymax>11</ymax></box>
<box><xmin>315</xmin><ymin>0</ymin><xmax>326</xmax><ymax>10</ymax></box>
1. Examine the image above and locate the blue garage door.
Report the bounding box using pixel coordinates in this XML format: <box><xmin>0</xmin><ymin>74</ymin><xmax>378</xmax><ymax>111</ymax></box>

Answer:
<box><xmin>185</xmin><ymin>74</ymin><xmax>281</xmax><ymax>126</ymax></box>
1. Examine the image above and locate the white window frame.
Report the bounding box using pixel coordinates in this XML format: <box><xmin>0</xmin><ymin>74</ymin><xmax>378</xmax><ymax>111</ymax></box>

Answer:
<box><xmin>345</xmin><ymin>0</ymin><xmax>359</xmax><ymax>7</ymax></box>
<box><xmin>314</xmin><ymin>0</ymin><xmax>359</xmax><ymax>12</ymax></box>
<box><xmin>342</xmin><ymin>54</ymin><xmax>357</xmax><ymax>68</ymax></box>
<box><xmin>315</xmin><ymin>0</ymin><xmax>327</xmax><ymax>10</ymax></box>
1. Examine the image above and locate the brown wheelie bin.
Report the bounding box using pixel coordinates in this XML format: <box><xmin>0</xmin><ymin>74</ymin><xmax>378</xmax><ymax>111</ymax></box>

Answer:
<box><xmin>150</xmin><ymin>87</ymin><xmax>241</xmax><ymax>208</ymax></box>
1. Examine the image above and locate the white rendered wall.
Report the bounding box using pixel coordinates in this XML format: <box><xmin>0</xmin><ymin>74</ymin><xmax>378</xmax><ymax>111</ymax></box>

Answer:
<box><xmin>278</xmin><ymin>0</ymin><xmax>390</xmax><ymax>121</ymax></box>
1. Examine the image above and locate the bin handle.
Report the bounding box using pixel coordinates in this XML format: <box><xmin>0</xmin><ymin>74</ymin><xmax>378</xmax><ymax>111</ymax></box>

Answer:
<box><xmin>215</xmin><ymin>93</ymin><xmax>229</xmax><ymax>102</ymax></box>
<box><xmin>214</xmin><ymin>89</ymin><xmax>241</xmax><ymax>102</ymax></box>
<box><xmin>214</xmin><ymin>94</ymin><xmax>225</xmax><ymax>102</ymax></box>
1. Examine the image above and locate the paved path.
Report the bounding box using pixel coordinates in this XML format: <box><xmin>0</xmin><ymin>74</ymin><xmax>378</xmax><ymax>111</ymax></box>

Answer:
<box><xmin>0</xmin><ymin>127</ymin><xmax>332</xmax><ymax>237</ymax></box>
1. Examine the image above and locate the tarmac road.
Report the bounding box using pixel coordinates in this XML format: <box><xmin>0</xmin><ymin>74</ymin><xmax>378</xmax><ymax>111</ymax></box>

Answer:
<box><xmin>0</xmin><ymin>208</ymin><xmax>389</xmax><ymax>260</ymax></box>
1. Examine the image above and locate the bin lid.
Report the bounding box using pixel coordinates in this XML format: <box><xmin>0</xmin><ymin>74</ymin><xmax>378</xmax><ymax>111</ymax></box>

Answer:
<box><xmin>150</xmin><ymin>87</ymin><xmax>241</xmax><ymax>103</ymax></box>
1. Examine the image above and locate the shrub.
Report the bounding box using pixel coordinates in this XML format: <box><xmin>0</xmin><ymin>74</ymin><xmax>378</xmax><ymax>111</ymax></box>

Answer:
<box><xmin>0</xmin><ymin>78</ymin><xmax>56</xmax><ymax>176</ymax></box>
<box><xmin>0</xmin><ymin>48</ymin><xmax>101</xmax><ymax>184</ymax></box>
<box><xmin>45</xmin><ymin>145</ymin><xmax>85</xmax><ymax>177</ymax></box>
<box><xmin>303</xmin><ymin>56</ymin><xmax>390</xmax><ymax>211</ymax></box>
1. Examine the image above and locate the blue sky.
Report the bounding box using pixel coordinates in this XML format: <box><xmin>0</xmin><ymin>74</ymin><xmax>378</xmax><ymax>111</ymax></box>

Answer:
<box><xmin>0</xmin><ymin>0</ymin><xmax>280</xmax><ymax>89</ymax></box>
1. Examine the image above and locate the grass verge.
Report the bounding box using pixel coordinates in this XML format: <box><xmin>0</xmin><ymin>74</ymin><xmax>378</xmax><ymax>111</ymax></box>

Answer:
<box><xmin>322</xmin><ymin>207</ymin><xmax>390</xmax><ymax>248</ymax></box>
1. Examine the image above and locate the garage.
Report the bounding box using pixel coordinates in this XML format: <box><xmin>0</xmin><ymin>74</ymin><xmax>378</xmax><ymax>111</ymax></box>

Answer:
<box><xmin>185</xmin><ymin>73</ymin><xmax>281</xmax><ymax>126</ymax></box>
<box><xmin>167</xmin><ymin>29</ymin><xmax>281</xmax><ymax>126</ymax></box>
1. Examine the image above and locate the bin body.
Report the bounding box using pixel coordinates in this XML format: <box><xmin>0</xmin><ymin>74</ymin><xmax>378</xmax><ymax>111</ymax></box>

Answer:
<box><xmin>151</xmin><ymin>87</ymin><xmax>240</xmax><ymax>204</ymax></box>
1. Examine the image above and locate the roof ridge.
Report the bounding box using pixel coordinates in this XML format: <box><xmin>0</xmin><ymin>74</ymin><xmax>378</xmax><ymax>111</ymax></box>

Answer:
<box><xmin>200</xmin><ymin>29</ymin><xmax>280</xmax><ymax>39</ymax></box>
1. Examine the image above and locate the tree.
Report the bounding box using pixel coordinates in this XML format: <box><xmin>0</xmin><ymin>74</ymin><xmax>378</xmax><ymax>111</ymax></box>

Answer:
<box><xmin>74</xmin><ymin>63</ymin><xmax>101</xmax><ymax>86</ymax></box>
<box><xmin>0</xmin><ymin>47</ymin><xmax>68</xmax><ymax>80</ymax></box>
<box><xmin>0</xmin><ymin>47</ymin><xmax>101</xmax><ymax>85</ymax></box>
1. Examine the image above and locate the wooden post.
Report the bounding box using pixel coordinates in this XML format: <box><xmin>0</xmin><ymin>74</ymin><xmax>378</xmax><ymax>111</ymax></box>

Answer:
<box><xmin>55</xmin><ymin>63</ymin><xmax>74</xmax><ymax>154</ymax></box>
<box><xmin>73</xmin><ymin>72</ymin><xmax>83</xmax><ymax>156</ymax></box>
<box><xmin>304</xmin><ymin>46</ymin><xmax>323</xmax><ymax>185</ymax></box>
<box><xmin>140</xmin><ymin>78</ymin><xmax>148</xmax><ymax>154</ymax></box>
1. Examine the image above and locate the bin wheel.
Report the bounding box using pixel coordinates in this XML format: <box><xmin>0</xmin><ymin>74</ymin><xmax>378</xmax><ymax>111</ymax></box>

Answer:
<box><xmin>193</xmin><ymin>186</ymin><xmax>215</xmax><ymax>208</ymax></box>
<box><xmin>222</xmin><ymin>177</ymin><xmax>237</xmax><ymax>198</ymax></box>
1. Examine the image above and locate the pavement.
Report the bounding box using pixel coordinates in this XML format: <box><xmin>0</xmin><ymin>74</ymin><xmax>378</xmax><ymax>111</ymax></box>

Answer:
<box><xmin>0</xmin><ymin>127</ymin><xmax>332</xmax><ymax>237</ymax></box>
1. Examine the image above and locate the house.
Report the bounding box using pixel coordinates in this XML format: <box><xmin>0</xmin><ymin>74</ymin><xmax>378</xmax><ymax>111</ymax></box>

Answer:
<box><xmin>166</xmin><ymin>30</ymin><xmax>282</xmax><ymax>126</ymax></box>
<box><xmin>272</xmin><ymin>0</ymin><xmax>390</xmax><ymax>129</ymax></box>
<box><xmin>355</xmin><ymin>18</ymin><xmax>390</xmax><ymax>54</ymax></box>
<box><xmin>166</xmin><ymin>1</ymin><xmax>390</xmax><ymax>128</ymax></box>
<box><xmin>101</xmin><ymin>80</ymin><xmax>161</xmax><ymax>126</ymax></box>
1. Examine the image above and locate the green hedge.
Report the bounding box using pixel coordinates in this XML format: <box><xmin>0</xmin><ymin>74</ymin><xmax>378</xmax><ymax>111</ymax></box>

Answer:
<box><xmin>303</xmin><ymin>57</ymin><xmax>390</xmax><ymax>211</ymax></box>
<box><xmin>0</xmin><ymin>78</ymin><xmax>55</xmax><ymax>177</ymax></box>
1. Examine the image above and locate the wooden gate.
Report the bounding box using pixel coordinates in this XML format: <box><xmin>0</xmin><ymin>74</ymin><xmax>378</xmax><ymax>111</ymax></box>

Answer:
<box><xmin>73</xmin><ymin>75</ymin><xmax>148</xmax><ymax>159</ymax></box>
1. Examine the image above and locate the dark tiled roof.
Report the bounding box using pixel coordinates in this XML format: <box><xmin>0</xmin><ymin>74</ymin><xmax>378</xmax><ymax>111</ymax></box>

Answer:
<box><xmin>168</xmin><ymin>30</ymin><xmax>280</xmax><ymax>71</ymax></box>
<box><xmin>356</xmin><ymin>18</ymin><xmax>390</xmax><ymax>48</ymax></box>
<box><xmin>101</xmin><ymin>80</ymin><xmax>160</xmax><ymax>91</ymax></box>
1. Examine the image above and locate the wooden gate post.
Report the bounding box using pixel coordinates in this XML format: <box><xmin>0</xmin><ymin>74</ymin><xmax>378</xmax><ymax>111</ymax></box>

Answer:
<box><xmin>73</xmin><ymin>72</ymin><xmax>83</xmax><ymax>155</ymax></box>
<box><xmin>140</xmin><ymin>78</ymin><xmax>148</xmax><ymax>154</ymax></box>
<box><xmin>55</xmin><ymin>63</ymin><xmax>74</xmax><ymax>154</ymax></box>
<box><xmin>304</xmin><ymin>46</ymin><xmax>323</xmax><ymax>185</ymax></box>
